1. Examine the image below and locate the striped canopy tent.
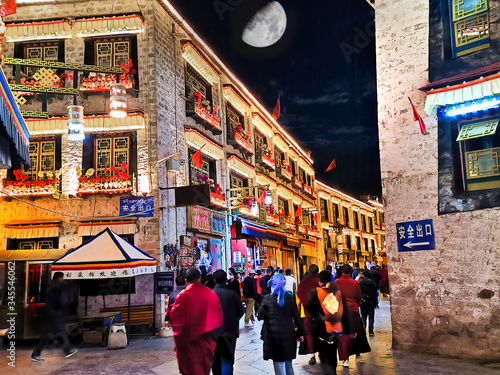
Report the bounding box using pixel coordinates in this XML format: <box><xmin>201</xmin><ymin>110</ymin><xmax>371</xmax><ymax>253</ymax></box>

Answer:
<box><xmin>51</xmin><ymin>228</ymin><xmax>157</xmax><ymax>279</ymax></box>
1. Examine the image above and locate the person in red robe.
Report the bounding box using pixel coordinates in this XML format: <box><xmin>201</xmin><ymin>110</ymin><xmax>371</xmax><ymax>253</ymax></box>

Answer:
<box><xmin>167</xmin><ymin>268</ymin><xmax>223</xmax><ymax>375</ymax></box>
<box><xmin>296</xmin><ymin>264</ymin><xmax>321</xmax><ymax>365</ymax></box>
<box><xmin>335</xmin><ymin>264</ymin><xmax>370</xmax><ymax>368</ymax></box>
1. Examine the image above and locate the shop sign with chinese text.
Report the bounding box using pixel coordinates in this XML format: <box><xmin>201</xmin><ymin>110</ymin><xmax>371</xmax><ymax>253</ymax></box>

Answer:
<box><xmin>187</xmin><ymin>206</ymin><xmax>227</xmax><ymax>236</ymax></box>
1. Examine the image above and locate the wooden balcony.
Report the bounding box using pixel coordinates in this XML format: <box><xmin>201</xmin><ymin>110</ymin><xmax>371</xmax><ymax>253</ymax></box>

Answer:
<box><xmin>255</xmin><ymin>149</ymin><xmax>276</xmax><ymax>170</ymax></box>
<box><xmin>293</xmin><ymin>176</ymin><xmax>303</xmax><ymax>189</ymax></box>
<box><xmin>228</xmin><ymin>130</ymin><xmax>254</xmax><ymax>154</ymax></box>
<box><xmin>186</xmin><ymin>97</ymin><xmax>222</xmax><ymax>135</ymax></box>
<box><xmin>278</xmin><ymin>166</ymin><xmax>292</xmax><ymax>181</ymax></box>
<box><xmin>210</xmin><ymin>191</ymin><xmax>228</xmax><ymax>210</ymax></box>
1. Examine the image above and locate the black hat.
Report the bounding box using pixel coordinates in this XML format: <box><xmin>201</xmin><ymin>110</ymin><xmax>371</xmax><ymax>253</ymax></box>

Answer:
<box><xmin>213</xmin><ymin>270</ymin><xmax>227</xmax><ymax>284</ymax></box>
<box><xmin>186</xmin><ymin>268</ymin><xmax>201</xmax><ymax>283</ymax></box>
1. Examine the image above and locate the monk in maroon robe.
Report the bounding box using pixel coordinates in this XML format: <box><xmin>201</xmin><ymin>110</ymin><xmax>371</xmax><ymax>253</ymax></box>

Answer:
<box><xmin>296</xmin><ymin>264</ymin><xmax>321</xmax><ymax>364</ymax></box>
<box><xmin>167</xmin><ymin>268</ymin><xmax>223</xmax><ymax>375</ymax></box>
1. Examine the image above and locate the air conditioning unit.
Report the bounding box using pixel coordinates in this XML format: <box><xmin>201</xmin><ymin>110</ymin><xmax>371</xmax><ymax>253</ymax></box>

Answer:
<box><xmin>167</xmin><ymin>158</ymin><xmax>180</xmax><ymax>173</ymax></box>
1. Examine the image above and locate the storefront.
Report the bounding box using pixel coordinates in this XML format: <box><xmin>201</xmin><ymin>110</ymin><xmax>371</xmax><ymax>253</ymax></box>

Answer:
<box><xmin>299</xmin><ymin>239</ymin><xmax>318</xmax><ymax>278</ymax></box>
<box><xmin>231</xmin><ymin>218</ymin><xmax>267</xmax><ymax>275</ymax></box>
<box><xmin>185</xmin><ymin>206</ymin><xmax>227</xmax><ymax>274</ymax></box>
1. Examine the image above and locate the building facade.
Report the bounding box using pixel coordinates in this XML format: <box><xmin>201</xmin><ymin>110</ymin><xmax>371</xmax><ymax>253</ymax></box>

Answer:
<box><xmin>0</xmin><ymin>0</ymin><xmax>385</xmax><ymax>336</ymax></box>
<box><xmin>375</xmin><ymin>0</ymin><xmax>500</xmax><ymax>361</ymax></box>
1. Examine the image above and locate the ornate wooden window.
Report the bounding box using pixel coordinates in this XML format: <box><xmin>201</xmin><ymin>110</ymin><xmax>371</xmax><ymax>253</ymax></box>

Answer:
<box><xmin>356</xmin><ymin>236</ymin><xmax>361</xmax><ymax>251</ymax></box>
<box><xmin>189</xmin><ymin>149</ymin><xmax>216</xmax><ymax>186</ymax></box>
<box><xmin>278</xmin><ymin>197</ymin><xmax>288</xmax><ymax>216</ymax></box>
<box><xmin>332</xmin><ymin>203</ymin><xmax>339</xmax><ymax>224</ymax></box>
<box><xmin>449</xmin><ymin>0</ymin><xmax>490</xmax><ymax>58</ymax></box>
<box><xmin>361</xmin><ymin>214</ymin><xmax>366</xmax><ymax>231</ymax></box>
<box><xmin>185</xmin><ymin>64</ymin><xmax>217</xmax><ymax>108</ymax></box>
<box><xmin>364</xmin><ymin>238</ymin><xmax>369</xmax><ymax>252</ymax></box>
<box><xmin>95</xmin><ymin>37</ymin><xmax>131</xmax><ymax>67</ymax></box>
<box><xmin>254</xmin><ymin>130</ymin><xmax>265</xmax><ymax>151</ymax></box>
<box><xmin>346</xmin><ymin>234</ymin><xmax>352</xmax><ymax>250</ymax></box>
<box><xmin>24</xmin><ymin>41</ymin><xmax>59</xmax><ymax>75</ymax></box>
<box><xmin>298</xmin><ymin>168</ymin><xmax>306</xmax><ymax>184</ymax></box>
<box><xmin>226</xmin><ymin>104</ymin><xmax>244</xmax><ymax>140</ymax></box>
<box><xmin>95</xmin><ymin>134</ymin><xmax>130</xmax><ymax>176</ymax></box>
<box><xmin>289</xmin><ymin>158</ymin><xmax>296</xmax><ymax>175</ymax></box>
<box><xmin>371</xmin><ymin>239</ymin><xmax>376</xmax><ymax>254</ymax></box>
<box><xmin>25</xmin><ymin>139</ymin><xmax>56</xmax><ymax>180</ymax></box>
<box><xmin>368</xmin><ymin>217</ymin><xmax>373</xmax><ymax>233</ymax></box>
<box><xmin>275</xmin><ymin>149</ymin><xmax>283</xmax><ymax>170</ymax></box>
<box><xmin>19</xmin><ymin>239</ymin><xmax>54</xmax><ymax>250</ymax></box>
<box><xmin>343</xmin><ymin>207</ymin><xmax>350</xmax><ymax>226</ymax></box>
<box><xmin>353</xmin><ymin>211</ymin><xmax>359</xmax><ymax>229</ymax></box>
<box><xmin>320</xmin><ymin>198</ymin><xmax>329</xmax><ymax>222</ymax></box>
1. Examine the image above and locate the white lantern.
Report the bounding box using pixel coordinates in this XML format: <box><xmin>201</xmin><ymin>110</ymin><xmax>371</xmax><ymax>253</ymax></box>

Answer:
<box><xmin>264</xmin><ymin>188</ymin><xmax>273</xmax><ymax>206</ymax></box>
<box><xmin>109</xmin><ymin>83</ymin><xmax>127</xmax><ymax>118</ymax></box>
<box><xmin>67</xmin><ymin>105</ymin><xmax>85</xmax><ymax>141</ymax></box>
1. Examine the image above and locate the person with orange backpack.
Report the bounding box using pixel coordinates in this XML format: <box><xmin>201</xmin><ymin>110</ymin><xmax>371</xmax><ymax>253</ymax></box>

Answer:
<box><xmin>305</xmin><ymin>270</ymin><xmax>343</xmax><ymax>374</ymax></box>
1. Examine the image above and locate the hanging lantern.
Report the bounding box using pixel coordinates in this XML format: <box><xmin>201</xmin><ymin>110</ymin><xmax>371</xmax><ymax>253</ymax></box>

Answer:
<box><xmin>67</xmin><ymin>105</ymin><xmax>85</xmax><ymax>141</ymax></box>
<box><xmin>109</xmin><ymin>83</ymin><xmax>127</xmax><ymax>118</ymax></box>
<box><xmin>264</xmin><ymin>187</ymin><xmax>273</xmax><ymax>206</ymax></box>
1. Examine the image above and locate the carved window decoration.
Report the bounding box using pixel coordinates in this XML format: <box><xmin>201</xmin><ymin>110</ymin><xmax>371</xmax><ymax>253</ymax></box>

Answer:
<box><xmin>95</xmin><ymin>38</ymin><xmax>130</xmax><ymax>67</ymax></box>
<box><xmin>24</xmin><ymin>42</ymin><xmax>59</xmax><ymax>75</ymax></box>
<box><xmin>25</xmin><ymin>139</ymin><xmax>56</xmax><ymax>180</ymax></box>
<box><xmin>19</xmin><ymin>239</ymin><xmax>54</xmax><ymax>250</ymax></box>
<box><xmin>95</xmin><ymin>135</ymin><xmax>130</xmax><ymax>176</ymax></box>
<box><xmin>278</xmin><ymin>197</ymin><xmax>288</xmax><ymax>216</ymax></box>
<box><xmin>449</xmin><ymin>0</ymin><xmax>490</xmax><ymax>57</ymax></box>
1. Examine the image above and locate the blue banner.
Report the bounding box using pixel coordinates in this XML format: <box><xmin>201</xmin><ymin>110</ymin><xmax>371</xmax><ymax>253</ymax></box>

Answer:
<box><xmin>396</xmin><ymin>219</ymin><xmax>435</xmax><ymax>252</ymax></box>
<box><xmin>120</xmin><ymin>196</ymin><xmax>154</xmax><ymax>217</ymax></box>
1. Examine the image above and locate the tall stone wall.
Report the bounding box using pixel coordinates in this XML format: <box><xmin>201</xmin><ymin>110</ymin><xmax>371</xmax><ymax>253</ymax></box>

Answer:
<box><xmin>375</xmin><ymin>0</ymin><xmax>500</xmax><ymax>360</ymax></box>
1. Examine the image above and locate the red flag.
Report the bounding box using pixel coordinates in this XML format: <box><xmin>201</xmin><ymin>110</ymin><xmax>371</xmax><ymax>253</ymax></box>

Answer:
<box><xmin>272</xmin><ymin>95</ymin><xmax>280</xmax><ymax>120</ymax></box>
<box><xmin>325</xmin><ymin>158</ymin><xmax>336</xmax><ymax>172</ymax></box>
<box><xmin>191</xmin><ymin>144</ymin><xmax>205</xmax><ymax>169</ymax></box>
<box><xmin>408</xmin><ymin>97</ymin><xmax>427</xmax><ymax>135</ymax></box>
<box><xmin>294</xmin><ymin>205</ymin><xmax>302</xmax><ymax>217</ymax></box>
<box><xmin>257</xmin><ymin>190</ymin><xmax>266</xmax><ymax>205</ymax></box>
<box><xmin>314</xmin><ymin>212</ymin><xmax>318</xmax><ymax>223</ymax></box>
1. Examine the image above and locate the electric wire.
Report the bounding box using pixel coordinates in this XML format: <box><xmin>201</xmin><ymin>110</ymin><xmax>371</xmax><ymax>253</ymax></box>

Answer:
<box><xmin>1</xmin><ymin>189</ymin><xmax>167</xmax><ymax>220</ymax></box>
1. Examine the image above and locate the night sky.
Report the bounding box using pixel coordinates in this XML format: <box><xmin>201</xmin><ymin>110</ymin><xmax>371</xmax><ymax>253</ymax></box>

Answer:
<box><xmin>169</xmin><ymin>0</ymin><xmax>381</xmax><ymax>199</ymax></box>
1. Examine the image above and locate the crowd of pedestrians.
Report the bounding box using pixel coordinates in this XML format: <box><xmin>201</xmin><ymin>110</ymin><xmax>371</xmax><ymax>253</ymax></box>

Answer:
<box><xmin>166</xmin><ymin>263</ymin><xmax>388</xmax><ymax>375</ymax></box>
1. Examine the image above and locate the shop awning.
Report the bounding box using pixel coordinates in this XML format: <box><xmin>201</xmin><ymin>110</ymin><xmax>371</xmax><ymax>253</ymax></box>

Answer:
<box><xmin>298</xmin><ymin>158</ymin><xmax>314</xmax><ymax>176</ymax></box>
<box><xmin>223</xmin><ymin>86</ymin><xmax>251</xmax><ymax>115</ymax></box>
<box><xmin>277</xmin><ymin>185</ymin><xmax>293</xmax><ymax>200</ymax></box>
<box><xmin>299</xmin><ymin>240</ymin><xmax>317</xmax><ymax>257</ymax></box>
<box><xmin>237</xmin><ymin>219</ymin><xmax>267</xmax><ymax>238</ymax></box>
<box><xmin>26</xmin><ymin>113</ymin><xmax>145</xmax><ymax>135</ymax></box>
<box><xmin>78</xmin><ymin>221</ymin><xmax>137</xmax><ymax>236</ymax></box>
<box><xmin>73</xmin><ymin>14</ymin><xmax>143</xmax><ymax>37</ymax></box>
<box><xmin>0</xmin><ymin>67</ymin><xmax>30</xmax><ymax>168</ymax></box>
<box><xmin>2</xmin><ymin>222</ymin><xmax>60</xmax><ymax>239</ymax></box>
<box><xmin>252</xmin><ymin>113</ymin><xmax>274</xmax><ymax>139</ymax></box>
<box><xmin>0</xmin><ymin>248</ymin><xmax>69</xmax><ymax>261</ymax></box>
<box><xmin>424</xmin><ymin>73</ymin><xmax>500</xmax><ymax>115</ymax></box>
<box><xmin>52</xmin><ymin>228</ymin><xmax>157</xmax><ymax>279</ymax></box>
<box><xmin>228</xmin><ymin>155</ymin><xmax>256</xmax><ymax>178</ymax></box>
<box><xmin>185</xmin><ymin>129</ymin><xmax>224</xmax><ymax>160</ymax></box>
<box><xmin>5</xmin><ymin>20</ymin><xmax>71</xmax><ymax>42</ymax></box>
<box><xmin>182</xmin><ymin>42</ymin><xmax>219</xmax><ymax>84</ymax></box>
<box><xmin>286</xmin><ymin>235</ymin><xmax>300</xmax><ymax>248</ymax></box>
<box><xmin>266</xmin><ymin>227</ymin><xmax>286</xmax><ymax>241</ymax></box>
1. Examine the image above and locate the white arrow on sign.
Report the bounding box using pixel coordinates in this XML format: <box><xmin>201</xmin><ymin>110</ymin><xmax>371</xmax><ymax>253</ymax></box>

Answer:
<box><xmin>403</xmin><ymin>241</ymin><xmax>430</xmax><ymax>248</ymax></box>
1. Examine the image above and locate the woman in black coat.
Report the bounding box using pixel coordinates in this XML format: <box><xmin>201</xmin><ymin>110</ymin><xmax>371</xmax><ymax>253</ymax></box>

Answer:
<box><xmin>227</xmin><ymin>268</ymin><xmax>241</xmax><ymax>299</ymax></box>
<box><xmin>258</xmin><ymin>274</ymin><xmax>304</xmax><ymax>375</ymax></box>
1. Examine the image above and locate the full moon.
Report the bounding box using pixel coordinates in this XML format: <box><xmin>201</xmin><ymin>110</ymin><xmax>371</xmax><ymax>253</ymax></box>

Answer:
<box><xmin>241</xmin><ymin>2</ymin><xmax>287</xmax><ymax>48</ymax></box>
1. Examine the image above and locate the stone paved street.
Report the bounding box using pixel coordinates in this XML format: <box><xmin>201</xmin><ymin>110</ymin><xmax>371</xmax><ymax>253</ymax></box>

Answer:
<box><xmin>1</xmin><ymin>299</ymin><xmax>499</xmax><ymax>374</ymax></box>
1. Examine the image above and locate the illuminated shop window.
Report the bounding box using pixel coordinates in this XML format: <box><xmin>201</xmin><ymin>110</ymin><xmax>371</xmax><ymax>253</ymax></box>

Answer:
<box><xmin>28</xmin><ymin>263</ymin><xmax>51</xmax><ymax>304</ymax></box>
<box><xmin>449</xmin><ymin>0</ymin><xmax>490</xmax><ymax>58</ymax></box>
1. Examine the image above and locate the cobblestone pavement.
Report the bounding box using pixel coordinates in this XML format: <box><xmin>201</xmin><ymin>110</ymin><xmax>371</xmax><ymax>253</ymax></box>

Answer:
<box><xmin>2</xmin><ymin>299</ymin><xmax>500</xmax><ymax>374</ymax></box>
